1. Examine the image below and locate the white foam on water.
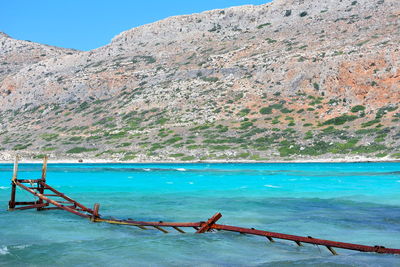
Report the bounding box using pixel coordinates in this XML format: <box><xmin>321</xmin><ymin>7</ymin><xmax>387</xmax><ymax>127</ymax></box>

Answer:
<box><xmin>127</xmin><ymin>176</ymin><xmax>133</xmax><ymax>179</ymax></box>
<box><xmin>188</xmin><ymin>182</ymin><xmax>194</xmax><ymax>185</ymax></box>
<box><xmin>166</xmin><ymin>181</ymin><xmax>174</xmax><ymax>184</ymax></box>
<box><xmin>264</xmin><ymin>184</ymin><xmax>281</xmax><ymax>188</ymax></box>
<box><xmin>0</xmin><ymin>186</ymin><xmax>9</xmax><ymax>190</ymax></box>
<box><xmin>0</xmin><ymin>246</ymin><xmax>9</xmax><ymax>255</ymax></box>
<box><xmin>396</xmin><ymin>180</ymin><xmax>400</xmax><ymax>183</ymax></box>
<box><xmin>144</xmin><ymin>168</ymin><xmax>151</xmax><ymax>171</ymax></box>
<box><xmin>176</xmin><ymin>168</ymin><xmax>186</xmax><ymax>171</ymax></box>
<box><xmin>13</xmin><ymin>244</ymin><xmax>31</xmax><ymax>249</ymax></box>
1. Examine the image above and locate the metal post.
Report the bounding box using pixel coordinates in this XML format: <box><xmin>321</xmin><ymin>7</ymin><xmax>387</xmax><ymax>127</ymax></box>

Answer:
<box><xmin>8</xmin><ymin>156</ymin><xmax>19</xmax><ymax>210</ymax></box>
<box><xmin>41</xmin><ymin>155</ymin><xmax>48</xmax><ymax>182</ymax></box>
<box><xmin>37</xmin><ymin>155</ymin><xmax>48</xmax><ymax>210</ymax></box>
<box><xmin>91</xmin><ymin>203</ymin><xmax>100</xmax><ymax>222</ymax></box>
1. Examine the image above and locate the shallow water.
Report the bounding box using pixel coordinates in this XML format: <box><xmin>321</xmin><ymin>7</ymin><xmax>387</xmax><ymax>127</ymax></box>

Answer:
<box><xmin>0</xmin><ymin>163</ymin><xmax>399</xmax><ymax>266</ymax></box>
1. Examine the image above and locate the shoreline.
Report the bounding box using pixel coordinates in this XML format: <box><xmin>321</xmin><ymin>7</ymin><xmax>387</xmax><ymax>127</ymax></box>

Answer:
<box><xmin>0</xmin><ymin>157</ymin><xmax>399</xmax><ymax>164</ymax></box>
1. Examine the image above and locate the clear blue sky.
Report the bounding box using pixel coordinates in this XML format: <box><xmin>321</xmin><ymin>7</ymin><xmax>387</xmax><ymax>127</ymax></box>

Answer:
<box><xmin>1</xmin><ymin>0</ymin><xmax>271</xmax><ymax>51</ymax></box>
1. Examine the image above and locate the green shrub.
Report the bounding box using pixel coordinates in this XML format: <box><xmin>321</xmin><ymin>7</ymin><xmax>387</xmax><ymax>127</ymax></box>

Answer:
<box><xmin>299</xmin><ymin>11</ymin><xmax>308</xmax><ymax>17</ymax></box>
<box><xmin>240</xmin><ymin>121</ymin><xmax>253</xmax><ymax>129</ymax></box>
<box><xmin>13</xmin><ymin>143</ymin><xmax>31</xmax><ymax>150</ymax></box>
<box><xmin>170</xmin><ymin>153</ymin><xmax>185</xmax><ymax>158</ymax></box>
<box><xmin>33</xmin><ymin>154</ymin><xmax>47</xmax><ymax>159</ymax></box>
<box><xmin>257</xmin><ymin>23</ymin><xmax>271</xmax><ymax>29</ymax></box>
<box><xmin>361</xmin><ymin>119</ymin><xmax>380</xmax><ymax>128</ymax></box>
<box><xmin>238</xmin><ymin>108</ymin><xmax>251</xmax><ymax>117</ymax></box>
<box><xmin>201</xmin><ymin>77</ymin><xmax>219</xmax><ymax>82</ymax></box>
<box><xmin>351</xmin><ymin>105</ymin><xmax>366</xmax><ymax>113</ymax></box>
<box><xmin>66</xmin><ymin>147</ymin><xmax>97</xmax><ymax>153</ymax></box>
<box><xmin>376</xmin><ymin>105</ymin><xmax>398</xmax><ymax>119</ymax></box>
<box><xmin>164</xmin><ymin>136</ymin><xmax>183</xmax><ymax>144</ymax></box>
<box><xmin>260</xmin><ymin>107</ymin><xmax>273</xmax><ymax>114</ymax></box>
<box><xmin>181</xmin><ymin>155</ymin><xmax>196</xmax><ymax>161</ymax></box>
<box><xmin>40</xmin><ymin>133</ymin><xmax>59</xmax><ymax>141</ymax></box>
<box><xmin>322</xmin><ymin>114</ymin><xmax>357</xmax><ymax>125</ymax></box>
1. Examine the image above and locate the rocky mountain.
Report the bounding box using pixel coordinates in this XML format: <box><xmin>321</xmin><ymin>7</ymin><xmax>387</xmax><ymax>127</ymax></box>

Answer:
<box><xmin>0</xmin><ymin>0</ymin><xmax>399</xmax><ymax>162</ymax></box>
<box><xmin>0</xmin><ymin>32</ymin><xmax>78</xmax><ymax>84</ymax></box>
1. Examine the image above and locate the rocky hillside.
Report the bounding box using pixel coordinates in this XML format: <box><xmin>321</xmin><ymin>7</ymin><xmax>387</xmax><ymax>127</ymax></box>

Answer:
<box><xmin>0</xmin><ymin>32</ymin><xmax>78</xmax><ymax>83</ymax></box>
<box><xmin>0</xmin><ymin>0</ymin><xmax>399</xmax><ymax>162</ymax></box>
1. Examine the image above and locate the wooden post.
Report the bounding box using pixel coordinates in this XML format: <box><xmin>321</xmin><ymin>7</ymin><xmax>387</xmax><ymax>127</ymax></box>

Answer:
<box><xmin>91</xmin><ymin>203</ymin><xmax>100</xmax><ymax>222</ymax></box>
<box><xmin>12</xmin><ymin>155</ymin><xmax>19</xmax><ymax>181</ymax></box>
<box><xmin>37</xmin><ymin>155</ymin><xmax>48</xmax><ymax>210</ymax></box>
<box><xmin>41</xmin><ymin>155</ymin><xmax>48</xmax><ymax>181</ymax></box>
<box><xmin>8</xmin><ymin>156</ymin><xmax>19</xmax><ymax>210</ymax></box>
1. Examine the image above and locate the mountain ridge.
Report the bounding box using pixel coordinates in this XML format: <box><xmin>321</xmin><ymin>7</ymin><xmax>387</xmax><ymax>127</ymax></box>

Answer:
<box><xmin>0</xmin><ymin>0</ymin><xmax>399</xmax><ymax>162</ymax></box>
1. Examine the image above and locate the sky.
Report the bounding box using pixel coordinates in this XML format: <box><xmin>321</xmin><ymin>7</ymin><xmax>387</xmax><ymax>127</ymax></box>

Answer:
<box><xmin>1</xmin><ymin>0</ymin><xmax>271</xmax><ymax>51</ymax></box>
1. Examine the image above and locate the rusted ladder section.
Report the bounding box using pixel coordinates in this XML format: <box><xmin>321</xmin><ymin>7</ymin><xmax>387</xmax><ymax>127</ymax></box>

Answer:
<box><xmin>92</xmin><ymin>213</ymin><xmax>400</xmax><ymax>255</ymax></box>
<box><xmin>7</xmin><ymin>157</ymin><xmax>400</xmax><ymax>256</ymax></box>
<box><xmin>8</xmin><ymin>156</ymin><xmax>93</xmax><ymax>218</ymax></box>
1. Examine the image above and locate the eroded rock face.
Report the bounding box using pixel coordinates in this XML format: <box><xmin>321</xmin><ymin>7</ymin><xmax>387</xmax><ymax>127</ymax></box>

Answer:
<box><xmin>0</xmin><ymin>0</ymin><xmax>399</xmax><ymax>161</ymax></box>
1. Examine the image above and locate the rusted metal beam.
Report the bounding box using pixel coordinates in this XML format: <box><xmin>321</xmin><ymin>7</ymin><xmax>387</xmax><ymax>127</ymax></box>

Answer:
<box><xmin>153</xmin><ymin>226</ymin><xmax>169</xmax><ymax>233</ymax></box>
<box><xmin>38</xmin><ymin>156</ymin><xmax>48</xmax><ymax>211</ymax></box>
<box><xmin>14</xmin><ymin>201</ymin><xmax>37</xmax><ymax>205</ymax></box>
<box><xmin>40</xmin><ymin>182</ymin><xmax>94</xmax><ymax>214</ymax></box>
<box><xmin>173</xmin><ymin>226</ymin><xmax>186</xmax><ymax>233</ymax></box>
<box><xmin>13</xmin><ymin>203</ymin><xmax>48</xmax><ymax>210</ymax></box>
<box><xmin>266</xmin><ymin>236</ymin><xmax>275</xmax><ymax>242</ymax></box>
<box><xmin>17</xmin><ymin>179</ymin><xmax>44</xmax><ymax>183</ymax></box>
<box><xmin>295</xmin><ymin>241</ymin><xmax>303</xmax><ymax>246</ymax></box>
<box><xmin>326</xmin><ymin>246</ymin><xmax>337</xmax><ymax>255</ymax></box>
<box><xmin>15</xmin><ymin>182</ymin><xmax>90</xmax><ymax>218</ymax></box>
<box><xmin>210</xmin><ymin>224</ymin><xmax>400</xmax><ymax>255</ymax></box>
<box><xmin>196</xmin><ymin>213</ymin><xmax>222</xmax><ymax>233</ymax></box>
<box><xmin>94</xmin><ymin>218</ymin><xmax>202</xmax><ymax>228</ymax></box>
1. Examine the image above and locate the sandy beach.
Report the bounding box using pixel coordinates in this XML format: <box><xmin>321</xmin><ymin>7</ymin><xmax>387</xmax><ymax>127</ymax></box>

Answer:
<box><xmin>0</xmin><ymin>156</ymin><xmax>398</xmax><ymax>164</ymax></box>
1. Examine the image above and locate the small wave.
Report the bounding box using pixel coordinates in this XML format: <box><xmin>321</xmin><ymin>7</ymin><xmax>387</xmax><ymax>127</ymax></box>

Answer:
<box><xmin>0</xmin><ymin>186</ymin><xmax>9</xmax><ymax>190</ymax></box>
<box><xmin>397</xmin><ymin>180</ymin><xmax>400</xmax><ymax>183</ymax></box>
<box><xmin>166</xmin><ymin>181</ymin><xmax>174</xmax><ymax>184</ymax></box>
<box><xmin>144</xmin><ymin>169</ymin><xmax>151</xmax><ymax>172</ymax></box>
<box><xmin>176</xmin><ymin>168</ymin><xmax>186</xmax><ymax>171</ymax></box>
<box><xmin>188</xmin><ymin>182</ymin><xmax>194</xmax><ymax>185</ymax></box>
<box><xmin>0</xmin><ymin>246</ymin><xmax>9</xmax><ymax>255</ymax></box>
<box><xmin>13</xmin><ymin>244</ymin><xmax>31</xmax><ymax>249</ymax></box>
<box><xmin>127</xmin><ymin>176</ymin><xmax>133</xmax><ymax>179</ymax></box>
<box><xmin>264</xmin><ymin>184</ymin><xmax>281</xmax><ymax>188</ymax></box>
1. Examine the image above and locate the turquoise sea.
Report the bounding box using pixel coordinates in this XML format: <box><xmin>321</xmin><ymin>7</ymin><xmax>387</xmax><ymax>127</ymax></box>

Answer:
<box><xmin>0</xmin><ymin>163</ymin><xmax>399</xmax><ymax>266</ymax></box>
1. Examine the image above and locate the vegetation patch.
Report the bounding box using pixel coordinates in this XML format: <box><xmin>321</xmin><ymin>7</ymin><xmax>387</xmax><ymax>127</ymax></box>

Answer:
<box><xmin>322</xmin><ymin>114</ymin><xmax>357</xmax><ymax>125</ymax></box>
<box><xmin>66</xmin><ymin>147</ymin><xmax>98</xmax><ymax>153</ymax></box>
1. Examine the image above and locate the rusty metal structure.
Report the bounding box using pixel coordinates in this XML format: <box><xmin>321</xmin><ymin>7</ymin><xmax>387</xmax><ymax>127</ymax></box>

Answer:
<box><xmin>7</xmin><ymin>156</ymin><xmax>400</xmax><ymax>256</ymax></box>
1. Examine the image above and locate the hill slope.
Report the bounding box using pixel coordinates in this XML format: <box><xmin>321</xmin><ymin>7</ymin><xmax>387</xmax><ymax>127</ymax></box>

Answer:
<box><xmin>0</xmin><ymin>0</ymin><xmax>399</xmax><ymax>162</ymax></box>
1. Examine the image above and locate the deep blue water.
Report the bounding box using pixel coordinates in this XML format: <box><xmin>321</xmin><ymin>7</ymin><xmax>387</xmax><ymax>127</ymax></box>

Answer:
<box><xmin>0</xmin><ymin>163</ymin><xmax>399</xmax><ymax>266</ymax></box>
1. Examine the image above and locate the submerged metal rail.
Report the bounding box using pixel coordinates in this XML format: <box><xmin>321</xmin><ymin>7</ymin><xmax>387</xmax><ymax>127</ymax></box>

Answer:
<box><xmin>7</xmin><ymin>156</ymin><xmax>400</xmax><ymax>256</ymax></box>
